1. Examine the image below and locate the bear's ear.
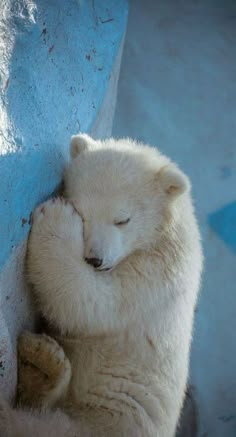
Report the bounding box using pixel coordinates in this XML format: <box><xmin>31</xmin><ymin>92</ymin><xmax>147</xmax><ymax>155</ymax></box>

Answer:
<box><xmin>158</xmin><ymin>165</ymin><xmax>190</xmax><ymax>199</ymax></box>
<box><xmin>70</xmin><ymin>133</ymin><xmax>92</xmax><ymax>158</ymax></box>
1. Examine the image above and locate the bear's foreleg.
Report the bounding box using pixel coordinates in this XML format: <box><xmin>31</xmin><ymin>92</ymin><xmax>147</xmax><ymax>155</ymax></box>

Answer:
<box><xmin>27</xmin><ymin>198</ymin><xmax>127</xmax><ymax>335</ymax></box>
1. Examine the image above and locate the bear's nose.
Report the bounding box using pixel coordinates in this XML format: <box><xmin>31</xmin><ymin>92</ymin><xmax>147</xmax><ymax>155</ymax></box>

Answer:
<box><xmin>85</xmin><ymin>257</ymin><xmax>103</xmax><ymax>268</ymax></box>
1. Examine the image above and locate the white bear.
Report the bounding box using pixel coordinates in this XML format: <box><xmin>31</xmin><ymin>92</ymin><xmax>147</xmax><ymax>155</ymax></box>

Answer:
<box><xmin>0</xmin><ymin>135</ymin><xmax>203</xmax><ymax>437</ymax></box>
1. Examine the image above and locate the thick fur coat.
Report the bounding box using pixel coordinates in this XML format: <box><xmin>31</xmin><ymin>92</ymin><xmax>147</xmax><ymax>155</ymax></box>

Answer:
<box><xmin>0</xmin><ymin>135</ymin><xmax>203</xmax><ymax>437</ymax></box>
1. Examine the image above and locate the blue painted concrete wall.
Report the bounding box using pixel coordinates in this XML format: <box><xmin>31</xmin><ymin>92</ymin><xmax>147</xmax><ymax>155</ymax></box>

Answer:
<box><xmin>0</xmin><ymin>0</ymin><xmax>128</xmax><ymax>269</ymax></box>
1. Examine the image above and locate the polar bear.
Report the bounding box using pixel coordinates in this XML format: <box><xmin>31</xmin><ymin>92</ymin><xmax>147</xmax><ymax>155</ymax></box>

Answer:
<box><xmin>0</xmin><ymin>135</ymin><xmax>203</xmax><ymax>437</ymax></box>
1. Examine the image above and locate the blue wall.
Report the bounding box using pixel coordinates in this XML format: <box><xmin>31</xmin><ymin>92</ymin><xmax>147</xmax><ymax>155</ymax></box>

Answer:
<box><xmin>0</xmin><ymin>0</ymin><xmax>128</xmax><ymax>269</ymax></box>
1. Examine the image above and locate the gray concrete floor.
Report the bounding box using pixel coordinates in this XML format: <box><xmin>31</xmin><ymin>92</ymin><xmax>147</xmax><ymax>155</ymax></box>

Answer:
<box><xmin>113</xmin><ymin>1</ymin><xmax>236</xmax><ymax>436</ymax></box>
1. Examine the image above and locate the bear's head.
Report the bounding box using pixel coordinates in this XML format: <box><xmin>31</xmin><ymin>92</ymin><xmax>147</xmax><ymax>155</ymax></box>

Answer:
<box><xmin>64</xmin><ymin>134</ymin><xmax>190</xmax><ymax>271</ymax></box>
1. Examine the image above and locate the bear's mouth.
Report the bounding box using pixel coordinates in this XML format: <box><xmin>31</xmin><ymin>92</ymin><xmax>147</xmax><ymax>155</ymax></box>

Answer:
<box><xmin>97</xmin><ymin>266</ymin><xmax>113</xmax><ymax>273</ymax></box>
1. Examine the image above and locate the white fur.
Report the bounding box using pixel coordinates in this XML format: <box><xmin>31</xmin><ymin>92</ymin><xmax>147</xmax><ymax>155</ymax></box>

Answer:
<box><xmin>3</xmin><ymin>136</ymin><xmax>203</xmax><ymax>436</ymax></box>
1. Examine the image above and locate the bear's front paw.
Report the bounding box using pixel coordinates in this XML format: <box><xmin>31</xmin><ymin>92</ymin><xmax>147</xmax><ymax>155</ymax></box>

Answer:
<box><xmin>32</xmin><ymin>197</ymin><xmax>77</xmax><ymax>225</ymax></box>
<box><xmin>29</xmin><ymin>197</ymin><xmax>84</xmax><ymax>254</ymax></box>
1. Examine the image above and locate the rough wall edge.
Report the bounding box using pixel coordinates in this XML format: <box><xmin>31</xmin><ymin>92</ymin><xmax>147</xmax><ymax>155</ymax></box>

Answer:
<box><xmin>91</xmin><ymin>34</ymin><xmax>126</xmax><ymax>139</ymax></box>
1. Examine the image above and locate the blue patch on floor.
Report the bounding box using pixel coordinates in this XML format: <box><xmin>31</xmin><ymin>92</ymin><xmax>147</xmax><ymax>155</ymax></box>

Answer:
<box><xmin>208</xmin><ymin>201</ymin><xmax>236</xmax><ymax>254</ymax></box>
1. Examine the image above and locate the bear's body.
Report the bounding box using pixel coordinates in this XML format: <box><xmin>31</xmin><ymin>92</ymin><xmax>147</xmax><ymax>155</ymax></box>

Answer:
<box><xmin>0</xmin><ymin>136</ymin><xmax>203</xmax><ymax>437</ymax></box>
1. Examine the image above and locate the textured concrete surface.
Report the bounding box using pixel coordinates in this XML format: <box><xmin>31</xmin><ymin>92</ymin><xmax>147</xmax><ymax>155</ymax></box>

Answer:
<box><xmin>0</xmin><ymin>0</ymin><xmax>128</xmax><ymax>270</ymax></box>
<box><xmin>0</xmin><ymin>0</ymin><xmax>128</xmax><ymax>400</ymax></box>
<box><xmin>113</xmin><ymin>1</ymin><xmax>236</xmax><ymax>436</ymax></box>
<box><xmin>0</xmin><ymin>241</ymin><xmax>33</xmax><ymax>401</ymax></box>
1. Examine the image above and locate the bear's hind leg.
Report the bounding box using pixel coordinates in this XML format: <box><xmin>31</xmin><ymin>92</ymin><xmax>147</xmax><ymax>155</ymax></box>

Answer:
<box><xmin>17</xmin><ymin>332</ymin><xmax>71</xmax><ymax>409</ymax></box>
